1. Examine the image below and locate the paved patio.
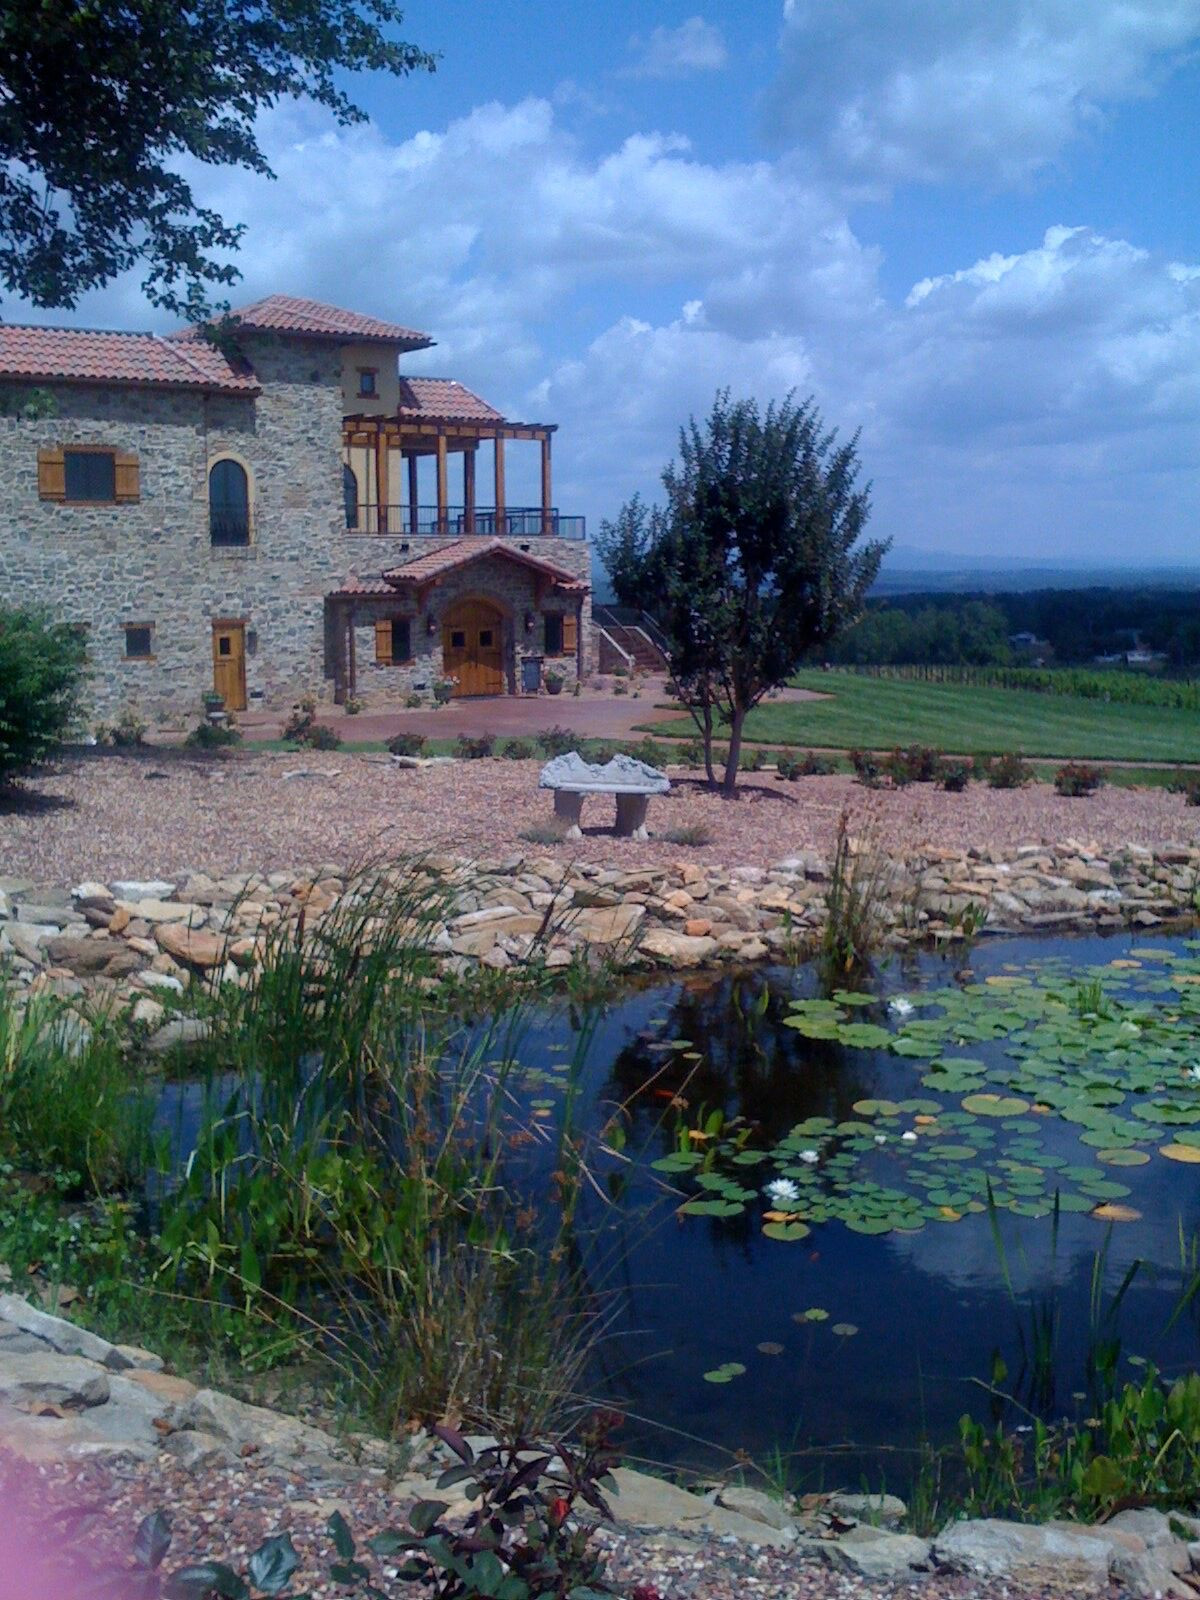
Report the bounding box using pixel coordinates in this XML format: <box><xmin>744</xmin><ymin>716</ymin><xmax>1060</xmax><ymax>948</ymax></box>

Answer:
<box><xmin>235</xmin><ymin>677</ymin><xmax>827</xmax><ymax>745</ymax></box>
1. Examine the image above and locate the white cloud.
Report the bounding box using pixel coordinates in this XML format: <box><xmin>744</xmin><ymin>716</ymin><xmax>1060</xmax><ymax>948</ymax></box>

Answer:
<box><xmin>766</xmin><ymin>0</ymin><xmax>1200</xmax><ymax>188</ymax></box>
<box><xmin>5</xmin><ymin>93</ymin><xmax>1200</xmax><ymax>561</ymax></box>
<box><xmin>625</xmin><ymin>16</ymin><xmax>728</xmax><ymax>79</ymax></box>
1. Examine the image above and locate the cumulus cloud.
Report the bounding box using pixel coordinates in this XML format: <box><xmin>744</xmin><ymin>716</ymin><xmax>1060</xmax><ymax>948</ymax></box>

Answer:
<box><xmin>765</xmin><ymin>0</ymin><xmax>1200</xmax><ymax>188</ymax></box>
<box><xmin>625</xmin><ymin>16</ymin><xmax>728</xmax><ymax>78</ymax></box>
<box><xmin>6</xmin><ymin>92</ymin><xmax>1200</xmax><ymax>560</ymax></box>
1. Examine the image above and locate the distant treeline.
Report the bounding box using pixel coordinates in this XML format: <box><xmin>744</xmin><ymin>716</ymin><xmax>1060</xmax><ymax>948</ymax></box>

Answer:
<box><xmin>823</xmin><ymin>587</ymin><xmax>1200</xmax><ymax>668</ymax></box>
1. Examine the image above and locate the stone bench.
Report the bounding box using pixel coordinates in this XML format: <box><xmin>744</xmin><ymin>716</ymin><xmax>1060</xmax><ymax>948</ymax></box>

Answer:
<box><xmin>539</xmin><ymin>752</ymin><xmax>670</xmax><ymax>841</ymax></box>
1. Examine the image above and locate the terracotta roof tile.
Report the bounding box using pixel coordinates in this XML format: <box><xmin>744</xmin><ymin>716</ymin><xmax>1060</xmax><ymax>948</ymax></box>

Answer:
<box><xmin>329</xmin><ymin>576</ymin><xmax>401</xmax><ymax>598</ymax></box>
<box><xmin>220</xmin><ymin>294</ymin><xmax>432</xmax><ymax>347</ymax></box>
<box><xmin>0</xmin><ymin>325</ymin><xmax>258</xmax><ymax>393</ymax></box>
<box><xmin>382</xmin><ymin>537</ymin><xmax>587</xmax><ymax>592</ymax></box>
<box><xmin>396</xmin><ymin>376</ymin><xmax>503</xmax><ymax>422</ymax></box>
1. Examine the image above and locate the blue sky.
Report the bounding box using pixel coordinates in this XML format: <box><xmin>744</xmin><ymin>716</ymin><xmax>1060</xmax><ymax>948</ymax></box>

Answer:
<box><xmin>15</xmin><ymin>1</ymin><xmax>1200</xmax><ymax>564</ymax></box>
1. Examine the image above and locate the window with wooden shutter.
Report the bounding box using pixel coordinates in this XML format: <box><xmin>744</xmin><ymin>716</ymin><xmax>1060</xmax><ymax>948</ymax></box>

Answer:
<box><xmin>114</xmin><ymin>452</ymin><xmax>140</xmax><ymax>503</ymax></box>
<box><xmin>563</xmin><ymin>613</ymin><xmax>578</xmax><ymax>655</ymax></box>
<box><xmin>391</xmin><ymin>619</ymin><xmax>411</xmax><ymax>662</ymax></box>
<box><xmin>37</xmin><ymin>446</ymin><xmax>66</xmax><ymax>501</ymax></box>
<box><xmin>374</xmin><ymin>619</ymin><xmax>392</xmax><ymax>665</ymax></box>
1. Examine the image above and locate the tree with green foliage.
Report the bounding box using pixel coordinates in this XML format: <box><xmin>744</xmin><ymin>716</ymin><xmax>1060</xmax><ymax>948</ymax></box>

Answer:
<box><xmin>598</xmin><ymin>391</ymin><xmax>886</xmax><ymax>793</ymax></box>
<box><xmin>0</xmin><ymin>608</ymin><xmax>89</xmax><ymax>784</ymax></box>
<box><xmin>0</xmin><ymin>2</ymin><xmax>434</xmax><ymax>318</ymax></box>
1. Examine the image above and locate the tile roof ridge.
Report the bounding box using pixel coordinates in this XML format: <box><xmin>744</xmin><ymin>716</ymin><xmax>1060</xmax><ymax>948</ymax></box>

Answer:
<box><xmin>152</xmin><ymin>332</ymin><xmax>216</xmax><ymax>383</ymax></box>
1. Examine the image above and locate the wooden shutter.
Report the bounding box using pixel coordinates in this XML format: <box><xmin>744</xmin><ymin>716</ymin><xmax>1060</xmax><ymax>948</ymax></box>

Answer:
<box><xmin>374</xmin><ymin>619</ymin><xmax>392</xmax><ymax>665</ymax></box>
<box><xmin>114</xmin><ymin>451</ymin><xmax>140</xmax><ymax>503</ymax></box>
<box><xmin>563</xmin><ymin>613</ymin><xmax>578</xmax><ymax>655</ymax></box>
<box><xmin>37</xmin><ymin>446</ymin><xmax>65</xmax><ymax>501</ymax></box>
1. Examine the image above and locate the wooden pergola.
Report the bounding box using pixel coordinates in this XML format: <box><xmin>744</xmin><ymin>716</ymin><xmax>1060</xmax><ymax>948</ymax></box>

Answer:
<box><xmin>342</xmin><ymin>414</ymin><xmax>556</xmax><ymax>536</ymax></box>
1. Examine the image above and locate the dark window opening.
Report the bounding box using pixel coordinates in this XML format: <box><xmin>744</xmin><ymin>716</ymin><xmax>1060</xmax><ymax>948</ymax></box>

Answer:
<box><xmin>218</xmin><ymin>636</ymin><xmax>232</xmax><ymax>657</ymax></box>
<box><xmin>450</xmin><ymin>629</ymin><xmax>466</xmax><ymax>649</ymax></box>
<box><xmin>544</xmin><ymin>614</ymin><xmax>564</xmax><ymax>655</ymax></box>
<box><xmin>209</xmin><ymin>459</ymin><xmax>250</xmax><ymax>546</ymax></box>
<box><xmin>391</xmin><ymin>619</ymin><xmax>411</xmax><ymax>662</ymax></box>
<box><xmin>65</xmin><ymin>449</ymin><xmax>116</xmax><ymax>501</ymax></box>
<box><xmin>124</xmin><ymin>624</ymin><xmax>153</xmax><ymax>659</ymax></box>
<box><xmin>479</xmin><ymin>629</ymin><xmax>494</xmax><ymax>648</ymax></box>
<box><xmin>343</xmin><ymin>463</ymin><xmax>359</xmax><ymax>529</ymax></box>
<box><xmin>358</xmin><ymin>370</ymin><xmax>378</xmax><ymax>397</ymax></box>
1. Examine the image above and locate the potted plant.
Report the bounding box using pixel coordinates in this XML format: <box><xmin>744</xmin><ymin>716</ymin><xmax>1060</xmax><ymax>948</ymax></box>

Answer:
<box><xmin>201</xmin><ymin>689</ymin><xmax>226</xmax><ymax>725</ymax></box>
<box><xmin>544</xmin><ymin>667</ymin><xmax>566</xmax><ymax>696</ymax></box>
<box><xmin>432</xmin><ymin>674</ymin><xmax>458</xmax><ymax>705</ymax></box>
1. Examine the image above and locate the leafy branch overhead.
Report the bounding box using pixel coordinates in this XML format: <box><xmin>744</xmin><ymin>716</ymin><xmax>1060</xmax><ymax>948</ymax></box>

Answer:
<box><xmin>597</xmin><ymin>390</ymin><xmax>888</xmax><ymax>793</ymax></box>
<box><xmin>0</xmin><ymin>1</ymin><xmax>435</xmax><ymax>317</ymax></box>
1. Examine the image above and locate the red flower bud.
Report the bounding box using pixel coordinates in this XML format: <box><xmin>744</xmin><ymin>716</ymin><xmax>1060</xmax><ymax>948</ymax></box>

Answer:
<box><xmin>548</xmin><ymin>1496</ymin><xmax>570</xmax><ymax>1525</ymax></box>
<box><xmin>632</xmin><ymin>1585</ymin><xmax>662</xmax><ymax>1600</ymax></box>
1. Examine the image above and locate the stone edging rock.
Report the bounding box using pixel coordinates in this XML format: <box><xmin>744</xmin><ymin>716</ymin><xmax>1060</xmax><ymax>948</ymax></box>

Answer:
<box><xmin>1</xmin><ymin>837</ymin><xmax>1197</xmax><ymax>1014</ymax></box>
<box><xmin>2</xmin><ymin>1293</ymin><xmax>1198</xmax><ymax>1595</ymax></box>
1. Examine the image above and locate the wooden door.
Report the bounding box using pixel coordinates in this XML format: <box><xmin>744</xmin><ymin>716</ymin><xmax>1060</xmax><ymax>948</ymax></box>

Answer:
<box><xmin>211</xmin><ymin>621</ymin><xmax>247</xmax><ymax>711</ymax></box>
<box><xmin>442</xmin><ymin>601</ymin><xmax>504</xmax><ymax>696</ymax></box>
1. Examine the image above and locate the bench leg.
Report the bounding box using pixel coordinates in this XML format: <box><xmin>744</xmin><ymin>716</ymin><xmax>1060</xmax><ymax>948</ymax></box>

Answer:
<box><xmin>554</xmin><ymin>790</ymin><xmax>584</xmax><ymax>838</ymax></box>
<box><xmin>614</xmin><ymin>793</ymin><xmax>649</xmax><ymax>840</ymax></box>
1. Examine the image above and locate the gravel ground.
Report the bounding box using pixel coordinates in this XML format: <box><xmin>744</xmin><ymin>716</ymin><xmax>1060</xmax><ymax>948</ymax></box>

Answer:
<box><xmin>0</xmin><ymin>1451</ymin><xmax>1106</xmax><ymax>1600</ymax></box>
<box><xmin>3</xmin><ymin>747</ymin><xmax>1199</xmax><ymax>885</ymax></box>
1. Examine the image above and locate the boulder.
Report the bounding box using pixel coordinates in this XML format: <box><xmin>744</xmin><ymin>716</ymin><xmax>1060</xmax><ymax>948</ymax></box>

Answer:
<box><xmin>826</xmin><ymin>1525</ymin><xmax>931</xmax><ymax>1579</ymax></box>
<box><xmin>608</xmin><ymin>1467</ymin><xmax>793</xmax><ymax>1545</ymax></box>
<box><xmin>5</xmin><ymin>923</ymin><xmax>58</xmax><ymax>963</ymax></box>
<box><xmin>162</xmin><ymin>1429</ymin><xmax>236</xmax><ymax>1470</ymax></box>
<box><xmin>120</xmin><ymin>898</ymin><xmax>197</xmax><ymax>925</ymax></box>
<box><xmin>110</xmin><ymin>880</ymin><xmax>176</xmax><ymax>900</ymax></box>
<box><xmin>715</xmin><ymin>1486</ymin><xmax>797</xmax><ymax>1531</ymax></box>
<box><xmin>827</xmin><ymin>1491</ymin><xmax>908</xmax><ymax>1526</ymax></box>
<box><xmin>0</xmin><ymin>1293</ymin><xmax>117</xmax><ymax>1366</ymax></box>
<box><xmin>154</xmin><ymin>924</ymin><xmax>227</xmax><ymax>968</ymax></box>
<box><xmin>639</xmin><ymin>929</ymin><xmax>719</xmax><ymax>968</ymax></box>
<box><xmin>44</xmin><ymin>936</ymin><xmax>115</xmax><ymax>975</ymax></box>
<box><xmin>145</xmin><ymin>1017</ymin><xmax>211</xmax><ymax>1053</ymax></box>
<box><xmin>570</xmin><ymin>904</ymin><xmax>645</xmax><ymax>945</ymax></box>
<box><xmin>933</xmin><ymin>1517</ymin><xmax>1131</xmax><ymax>1583</ymax></box>
<box><xmin>0</xmin><ymin>1349</ymin><xmax>110</xmax><ymax>1410</ymax></box>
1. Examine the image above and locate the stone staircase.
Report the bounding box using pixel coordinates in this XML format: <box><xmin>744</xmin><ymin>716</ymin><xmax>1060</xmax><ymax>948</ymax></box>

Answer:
<box><xmin>594</xmin><ymin>608</ymin><xmax>669</xmax><ymax>672</ymax></box>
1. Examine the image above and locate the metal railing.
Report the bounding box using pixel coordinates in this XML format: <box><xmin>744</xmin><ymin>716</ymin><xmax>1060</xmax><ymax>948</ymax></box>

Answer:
<box><xmin>210</xmin><ymin>509</ymin><xmax>251</xmax><ymax>546</ymax></box>
<box><xmin>345</xmin><ymin>504</ymin><xmax>586</xmax><ymax>539</ymax></box>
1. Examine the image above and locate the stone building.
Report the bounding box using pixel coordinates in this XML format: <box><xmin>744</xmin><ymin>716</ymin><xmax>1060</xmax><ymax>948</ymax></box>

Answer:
<box><xmin>0</xmin><ymin>294</ymin><xmax>590</xmax><ymax>722</ymax></box>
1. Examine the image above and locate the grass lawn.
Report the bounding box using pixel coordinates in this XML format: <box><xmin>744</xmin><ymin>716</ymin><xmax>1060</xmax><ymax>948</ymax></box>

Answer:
<box><xmin>646</xmin><ymin>669</ymin><xmax>1200</xmax><ymax>763</ymax></box>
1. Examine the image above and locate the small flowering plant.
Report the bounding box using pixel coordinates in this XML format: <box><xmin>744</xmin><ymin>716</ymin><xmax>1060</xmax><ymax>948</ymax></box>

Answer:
<box><xmin>432</xmin><ymin>673</ymin><xmax>459</xmax><ymax>705</ymax></box>
<box><xmin>370</xmin><ymin>1414</ymin><xmax>625</xmax><ymax>1599</ymax></box>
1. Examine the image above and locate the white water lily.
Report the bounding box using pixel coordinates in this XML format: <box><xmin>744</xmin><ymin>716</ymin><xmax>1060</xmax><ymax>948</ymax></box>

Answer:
<box><xmin>797</xmin><ymin>1149</ymin><xmax>820</xmax><ymax>1164</ymax></box>
<box><xmin>874</xmin><ymin>1134</ymin><xmax>888</xmax><ymax>1145</ymax></box>
<box><xmin>901</xmin><ymin>1131</ymin><xmax>918</xmax><ymax>1143</ymax></box>
<box><xmin>765</xmin><ymin>1177</ymin><xmax>801</xmax><ymax>1203</ymax></box>
<box><xmin>888</xmin><ymin>997</ymin><xmax>916</xmax><ymax>1018</ymax></box>
<box><xmin>1188</xmin><ymin>1066</ymin><xmax>1200</xmax><ymax>1083</ymax></box>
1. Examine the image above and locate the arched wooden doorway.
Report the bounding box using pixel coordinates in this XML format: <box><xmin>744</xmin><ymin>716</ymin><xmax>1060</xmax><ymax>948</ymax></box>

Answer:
<box><xmin>443</xmin><ymin>600</ymin><xmax>505</xmax><ymax>696</ymax></box>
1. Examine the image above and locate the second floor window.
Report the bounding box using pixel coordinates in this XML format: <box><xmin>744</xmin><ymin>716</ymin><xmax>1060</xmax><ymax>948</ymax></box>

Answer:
<box><xmin>358</xmin><ymin>369</ymin><xmax>378</xmax><ymax>397</ymax></box>
<box><xmin>209</xmin><ymin>459</ymin><xmax>250</xmax><ymax>546</ymax></box>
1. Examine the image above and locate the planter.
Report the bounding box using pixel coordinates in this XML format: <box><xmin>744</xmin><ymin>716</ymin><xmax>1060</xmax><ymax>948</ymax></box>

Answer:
<box><xmin>544</xmin><ymin>677</ymin><xmax>564</xmax><ymax>696</ymax></box>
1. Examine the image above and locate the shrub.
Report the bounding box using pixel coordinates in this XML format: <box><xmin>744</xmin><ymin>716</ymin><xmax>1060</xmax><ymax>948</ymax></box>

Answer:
<box><xmin>986</xmin><ymin>752</ymin><xmax>1033</xmax><ymax>789</ymax></box>
<box><xmin>405</xmin><ymin>691</ymin><xmax>423</xmax><ymax>708</ymax></box>
<box><xmin>501</xmin><ymin>738</ymin><xmax>535</xmax><ymax>760</ymax></box>
<box><xmin>663</xmin><ymin>823</ymin><xmax>712</xmax><ymax>847</ymax></box>
<box><xmin>0</xmin><ymin>605</ymin><xmax>88</xmax><ymax>782</ymax></box>
<box><xmin>184</xmin><ymin>719</ymin><xmax>242</xmax><ymax>750</ymax></box>
<box><xmin>776</xmin><ymin>754</ymin><xmax>800</xmax><ymax>780</ymax></box>
<box><xmin>628</xmin><ymin>737</ymin><xmax>667</xmax><ymax>769</ymax></box>
<box><xmin>388</xmin><ymin>732</ymin><xmax>427</xmax><ymax>758</ymax></box>
<box><xmin>936</xmin><ymin>758</ymin><xmax>971</xmax><ymax>792</ymax></box>
<box><xmin>799</xmin><ymin>751</ymin><xmax>837</xmax><ymax>776</ymax></box>
<box><xmin>107</xmin><ymin>709</ymin><xmax>147</xmax><ymax>748</ymax></box>
<box><xmin>742</xmin><ymin>746</ymin><xmax>765</xmax><ymax>772</ymax></box>
<box><xmin>343</xmin><ymin>695</ymin><xmax>363</xmax><ymax>715</ymax></box>
<box><xmin>1185</xmin><ymin>778</ymin><xmax>1200</xmax><ymax>807</ymax></box>
<box><xmin>456</xmin><ymin>732</ymin><xmax>495</xmax><ymax>760</ymax></box>
<box><xmin>887</xmin><ymin>744</ymin><xmax>942</xmax><ymax>785</ymax></box>
<box><xmin>1054</xmin><ymin>761</ymin><xmax>1105</xmax><ymax>797</ymax></box>
<box><xmin>308</xmin><ymin>725</ymin><xmax>342</xmax><ymax>751</ymax></box>
<box><xmin>612</xmin><ymin>681</ymin><xmax>629</xmax><ymax>696</ymax></box>
<box><xmin>536</xmin><ymin>727</ymin><xmax>578</xmax><ymax>759</ymax></box>
<box><xmin>680</xmin><ymin>739</ymin><xmax>706</xmax><ymax>768</ymax></box>
<box><xmin>280</xmin><ymin>696</ymin><xmax>317</xmax><ymax>744</ymax></box>
<box><xmin>849</xmin><ymin>748</ymin><xmax>883</xmax><ymax>787</ymax></box>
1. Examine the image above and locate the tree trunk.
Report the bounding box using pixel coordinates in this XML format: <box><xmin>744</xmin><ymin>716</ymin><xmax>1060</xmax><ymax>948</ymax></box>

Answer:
<box><xmin>702</xmin><ymin>699</ymin><xmax>717</xmax><ymax>787</ymax></box>
<box><xmin>723</xmin><ymin>705</ymin><xmax>745</xmax><ymax>795</ymax></box>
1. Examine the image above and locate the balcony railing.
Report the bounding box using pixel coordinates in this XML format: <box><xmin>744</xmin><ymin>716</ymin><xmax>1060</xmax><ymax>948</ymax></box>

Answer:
<box><xmin>345</xmin><ymin>504</ymin><xmax>586</xmax><ymax>539</ymax></box>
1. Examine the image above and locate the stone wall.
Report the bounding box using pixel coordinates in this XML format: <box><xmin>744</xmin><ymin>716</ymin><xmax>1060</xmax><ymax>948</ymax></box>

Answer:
<box><xmin>0</xmin><ymin>358</ymin><xmax>592</xmax><ymax>722</ymax></box>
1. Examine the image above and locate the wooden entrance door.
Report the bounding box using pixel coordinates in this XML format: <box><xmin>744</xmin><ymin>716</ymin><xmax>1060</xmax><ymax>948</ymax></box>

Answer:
<box><xmin>211</xmin><ymin>620</ymin><xmax>247</xmax><ymax>711</ymax></box>
<box><xmin>442</xmin><ymin>601</ymin><xmax>504</xmax><ymax>696</ymax></box>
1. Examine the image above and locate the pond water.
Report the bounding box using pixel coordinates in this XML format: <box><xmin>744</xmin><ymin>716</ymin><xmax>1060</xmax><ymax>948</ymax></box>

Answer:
<box><xmin>500</xmin><ymin>928</ymin><xmax>1200</xmax><ymax>1486</ymax></box>
<box><xmin>156</xmin><ymin>926</ymin><xmax>1200</xmax><ymax>1490</ymax></box>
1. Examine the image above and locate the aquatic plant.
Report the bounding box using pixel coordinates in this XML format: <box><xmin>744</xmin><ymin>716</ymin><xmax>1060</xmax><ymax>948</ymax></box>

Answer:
<box><xmin>818</xmin><ymin>809</ymin><xmax>891</xmax><ymax>985</ymax></box>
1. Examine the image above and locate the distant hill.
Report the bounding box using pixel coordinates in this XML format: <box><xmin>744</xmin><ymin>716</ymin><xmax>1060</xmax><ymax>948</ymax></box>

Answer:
<box><xmin>875</xmin><ymin>546</ymin><xmax>1200</xmax><ymax>595</ymax></box>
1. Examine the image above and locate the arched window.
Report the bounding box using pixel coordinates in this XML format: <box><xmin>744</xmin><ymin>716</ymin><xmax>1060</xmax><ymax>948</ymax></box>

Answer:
<box><xmin>343</xmin><ymin>463</ymin><xmax>359</xmax><ymax>530</ymax></box>
<box><xmin>209</xmin><ymin>458</ymin><xmax>250</xmax><ymax>546</ymax></box>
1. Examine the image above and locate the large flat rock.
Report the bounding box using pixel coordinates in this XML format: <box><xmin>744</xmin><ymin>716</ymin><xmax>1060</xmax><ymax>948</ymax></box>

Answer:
<box><xmin>608</xmin><ymin>1467</ymin><xmax>793</xmax><ymax>1545</ymax></box>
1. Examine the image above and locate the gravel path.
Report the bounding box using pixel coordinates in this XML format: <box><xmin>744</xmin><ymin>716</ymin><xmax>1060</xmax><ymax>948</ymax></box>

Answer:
<box><xmin>3</xmin><ymin>748</ymin><xmax>1198</xmax><ymax>885</ymax></box>
<box><xmin>0</xmin><ymin>1451</ymin><xmax>1104</xmax><ymax>1600</ymax></box>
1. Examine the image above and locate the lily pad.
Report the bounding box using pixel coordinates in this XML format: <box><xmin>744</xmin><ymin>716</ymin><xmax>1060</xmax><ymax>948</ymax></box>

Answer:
<box><xmin>703</xmin><ymin>1362</ymin><xmax>746</xmax><ymax>1384</ymax></box>
<box><xmin>961</xmin><ymin>1093</ymin><xmax>1031</xmax><ymax>1116</ymax></box>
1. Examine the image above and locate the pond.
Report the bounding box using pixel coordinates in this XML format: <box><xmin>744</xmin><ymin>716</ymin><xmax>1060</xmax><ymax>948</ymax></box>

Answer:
<box><xmin>499</xmin><ymin>928</ymin><xmax>1200</xmax><ymax>1486</ymax></box>
<box><xmin>155</xmin><ymin>926</ymin><xmax>1200</xmax><ymax>1491</ymax></box>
